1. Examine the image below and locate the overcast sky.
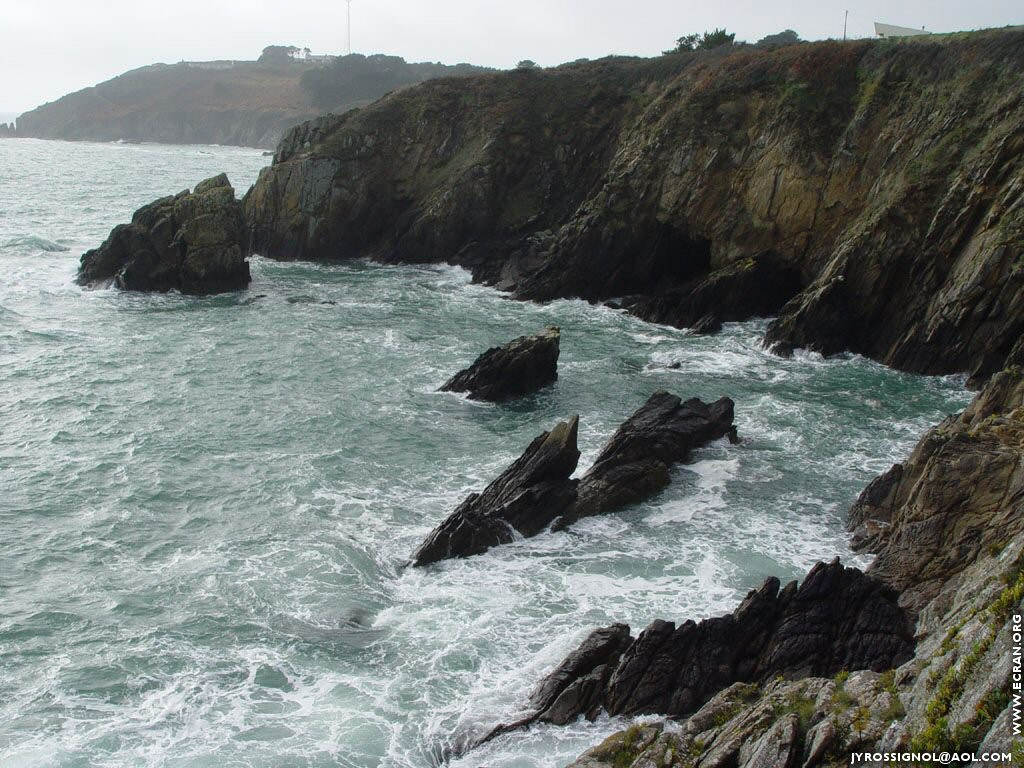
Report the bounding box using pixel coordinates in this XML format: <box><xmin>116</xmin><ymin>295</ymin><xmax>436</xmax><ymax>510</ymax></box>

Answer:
<box><xmin>3</xmin><ymin>0</ymin><xmax>1020</xmax><ymax>115</ymax></box>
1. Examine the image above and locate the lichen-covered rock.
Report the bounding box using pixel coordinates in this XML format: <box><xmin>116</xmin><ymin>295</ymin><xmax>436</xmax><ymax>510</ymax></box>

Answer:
<box><xmin>78</xmin><ymin>173</ymin><xmax>249</xmax><ymax>294</ymax></box>
<box><xmin>411</xmin><ymin>416</ymin><xmax>580</xmax><ymax>566</ymax></box>
<box><xmin>439</xmin><ymin>326</ymin><xmax>560</xmax><ymax>402</ymax></box>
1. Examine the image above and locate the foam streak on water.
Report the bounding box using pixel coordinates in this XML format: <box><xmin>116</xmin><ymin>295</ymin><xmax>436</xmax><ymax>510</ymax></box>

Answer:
<box><xmin>0</xmin><ymin>139</ymin><xmax>970</xmax><ymax>767</ymax></box>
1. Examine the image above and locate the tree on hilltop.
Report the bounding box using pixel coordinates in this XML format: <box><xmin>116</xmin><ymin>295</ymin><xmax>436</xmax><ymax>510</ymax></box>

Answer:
<box><xmin>259</xmin><ymin>45</ymin><xmax>300</xmax><ymax>64</ymax></box>
<box><xmin>756</xmin><ymin>30</ymin><xmax>801</xmax><ymax>47</ymax></box>
<box><xmin>665</xmin><ymin>28</ymin><xmax>737</xmax><ymax>54</ymax></box>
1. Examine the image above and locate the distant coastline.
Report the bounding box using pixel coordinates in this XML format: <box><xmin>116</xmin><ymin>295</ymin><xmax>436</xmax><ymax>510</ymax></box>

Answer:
<box><xmin>11</xmin><ymin>50</ymin><xmax>490</xmax><ymax>149</ymax></box>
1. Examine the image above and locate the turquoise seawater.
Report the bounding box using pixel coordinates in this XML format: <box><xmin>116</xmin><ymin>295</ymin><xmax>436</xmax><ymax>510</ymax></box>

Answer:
<box><xmin>0</xmin><ymin>138</ymin><xmax>971</xmax><ymax>767</ymax></box>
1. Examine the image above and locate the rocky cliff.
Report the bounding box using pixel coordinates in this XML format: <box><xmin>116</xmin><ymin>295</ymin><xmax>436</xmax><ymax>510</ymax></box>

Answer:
<box><xmin>15</xmin><ymin>54</ymin><xmax>488</xmax><ymax>149</ymax></box>
<box><xmin>244</xmin><ymin>29</ymin><xmax>1024</xmax><ymax>381</ymax></box>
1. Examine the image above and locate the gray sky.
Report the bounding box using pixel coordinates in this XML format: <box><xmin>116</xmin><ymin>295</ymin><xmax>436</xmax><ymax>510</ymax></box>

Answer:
<box><xmin>3</xmin><ymin>0</ymin><xmax>1021</xmax><ymax>114</ymax></box>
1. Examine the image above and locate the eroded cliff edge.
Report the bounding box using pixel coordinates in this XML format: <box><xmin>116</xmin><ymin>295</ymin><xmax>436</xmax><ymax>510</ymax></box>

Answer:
<box><xmin>244</xmin><ymin>29</ymin><xmax>1024</xmax><ymax>382</ymax></box>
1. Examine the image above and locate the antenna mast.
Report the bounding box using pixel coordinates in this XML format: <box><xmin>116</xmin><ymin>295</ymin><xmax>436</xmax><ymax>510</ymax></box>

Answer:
<box><xmin>346</xmin><ymin>0</ymin><xmax>353</xmax><ymax>55</ymax></box>
<box><xmin>843</xmin><ymin>10</ymin><xmax>848</xmax><ymax>40</ymax></box>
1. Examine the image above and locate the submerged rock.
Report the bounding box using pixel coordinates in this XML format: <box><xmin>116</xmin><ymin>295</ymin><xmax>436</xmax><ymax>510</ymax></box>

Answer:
<box><xmin>440</xmin><ymin>326</ymin><xmax>561</xmax><ymax>402</ymax></box>
<box><xmin>411</xmin><ymin>416</ymin><xmax>580</xmax><ymax>566</ymax></box>
<box><xmin>521</xmin><ymin>560</ymin><xmax>911</xmax><ymax>728</ymax></box>
<box><xmin>78</xmin><ymin>173</ymin><xmax>249</xmax><ymax>294</ymax></box>
<box><xmin>556</xmin><ymin>391</ymin><xmax>737</xmax><ymax>528</ymax></box>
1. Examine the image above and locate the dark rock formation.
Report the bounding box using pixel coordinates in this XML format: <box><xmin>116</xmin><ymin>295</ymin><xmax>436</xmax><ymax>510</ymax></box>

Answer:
<box><xmin>78</xmin><ymin>174</ymin><xmax>249</xmax><ymax>294</ymax></box>
<box><xmin>688</xmin><ymin>314</ymin><xmax>723</xmax><ymax>335</ymax></box>
<box><xmin>0</xmin><ymin>122</ymin><xmax>16</xmax><ymax>138</ymax></box>
<box><xmin>527</xmin><ymin>624</ymin><xmax>633</xmax><ymax>725</ymax></box>
<box><xmin>244</xmin><ymin>29</ymin><xmax>1024</xmax><ymax>381</ymax></box>
<box><xmin>624</xmin><ymin>252</ymin><xmax>802</xmax><ymax>332</ymax></box>
<box><xmin>849</xmin><ymin>367</ymin><xmax>1024</xmax><ymax>611</ymax></box>
<box><xmin>439</xmin><ymin>326</ymin><xmax>560</xmax><ymax>402</ymax></box>
<box><xmin>414</xmin><ymin>391</ymin><xmax>736</xmax><ymax>564</ymax></box>
<box><xmin>556</xmin><ymin>391</ymin><xmax>736</xmax><ymax>528</ymax></box>
<box><xmin>521</xmin><ymin>560</ymin><xmax>911</xmax><ymax>727</ymax></box>
<box><xmin>411</xmin><ymin>416</ymin><xmax>580</xmax><ymax>566</ymax></box>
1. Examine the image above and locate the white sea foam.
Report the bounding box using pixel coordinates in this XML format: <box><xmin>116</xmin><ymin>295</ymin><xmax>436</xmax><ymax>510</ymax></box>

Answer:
<box><xmin>0</xmin><ymin>139</ymin><xmax>973</xmax><ymax>767</ymax></box>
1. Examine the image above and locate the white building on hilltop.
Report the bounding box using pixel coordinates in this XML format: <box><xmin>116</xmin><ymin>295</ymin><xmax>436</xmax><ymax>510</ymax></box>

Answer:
<box><xmin>875</xmin><ymin>22</ymin><xmax>932</xmax><ymax>38</ymax></box>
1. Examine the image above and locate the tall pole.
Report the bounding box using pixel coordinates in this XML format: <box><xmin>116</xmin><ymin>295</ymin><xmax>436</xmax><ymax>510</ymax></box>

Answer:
<box><xmin>347</xmin><ymin>0</ymin><xmax>353</xmax><ymax>55</ymax></box>
<box><xmin>843</xmin><ymin>10</ymin><xmax>848</xmax><ymax>41</ymax></box>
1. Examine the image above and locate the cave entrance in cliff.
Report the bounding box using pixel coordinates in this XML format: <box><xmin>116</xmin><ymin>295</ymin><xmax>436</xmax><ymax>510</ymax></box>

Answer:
<box><xmin>643</xmin><ymin>224</ymin><xmax>713</xmax><ymax>293</ymax></box>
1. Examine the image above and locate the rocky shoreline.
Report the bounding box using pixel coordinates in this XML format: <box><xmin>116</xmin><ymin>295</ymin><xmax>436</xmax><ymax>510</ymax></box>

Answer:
<box><xmin>71</xmin><ymin>27</ymin><xmax>1024</xmax><ymax>766</ymax></box>
<box><xmin>557</xmin><ymin>369</ymin><xmax>1024</xmax><ymax>766</ymax></box>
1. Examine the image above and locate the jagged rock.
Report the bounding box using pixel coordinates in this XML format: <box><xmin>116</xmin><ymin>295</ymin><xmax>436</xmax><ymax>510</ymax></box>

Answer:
<box><xmin>411</xmin><ymin>416</ymin><xmax>580</xmax><ymax>566</ymax></box>
<box><xmin>564</xmin><ymin>370</ymin><xmax>1024</xmax><ymax>768</ymax></box>
<box><xmin>415</xmin><ymin>390</ymin><xmax>738</xmax><ymax>565</ymax></box>
<box><xmin>439</xmin><ymin>326</ymin><xmax>560</xmax><ymax>402</ymax></box>
<box><xmin>741</xmin><ymin>713</ymin><xmax>801</xmax><ymax>768</ymax></box>
<box><xmin>529</xmin><ymin>624</ymin><xmax>632</xmax><ymax>725</ymax></box>
<box><xmin>556</xmin><ymin>391</ymin><xmax>737</xmax><ymax>527</ymax></box>
<box><xmin>78</xmin><ymin>173</ymin><xmax>249</xmax><ymax>294</ymax></box>
<box><xmin>525</xmin><ymin>560</ymin><xmax>912</xmax><ymax>727</ymax></box>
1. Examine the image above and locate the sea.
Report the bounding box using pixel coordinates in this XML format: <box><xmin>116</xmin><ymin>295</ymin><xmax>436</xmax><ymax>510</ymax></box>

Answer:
<box><xmin>0</xmin><ymin>138</ymin><xmax>972</xmax><ymax>767</ymax></box>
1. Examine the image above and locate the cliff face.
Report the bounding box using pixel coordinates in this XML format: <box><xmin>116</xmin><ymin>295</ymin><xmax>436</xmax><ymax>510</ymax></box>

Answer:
<box><xmin>15</xmin><ymin>55</ymin><xmax>488</xmax><ymax>149</ymax></box>
<box><xmin>245</xmin><ymin>30</ymin><xmax>1024</xmax><ymax>380</ymax></box>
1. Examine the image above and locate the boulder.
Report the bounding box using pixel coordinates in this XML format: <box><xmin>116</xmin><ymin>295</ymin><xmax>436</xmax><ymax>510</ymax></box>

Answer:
<box><xmin>556</xmin><ymin>391</ymin><xmax>737</xmax><ymax>528</ymax></box>
<box><xmin>690</xmin><ymin>314</ymin><xmax>724</xmax><ymax>335</ymax></box>
<box><xmin>77</xmin><ymin>173</ymin><xmax>249</xmax><ymax>294</ymax></box>
<box><xmin>523</xmin><ymin>560</ymin><xmax>912</xmax><ymax>726</ymax></box>
<box><xmin>439</xmin><ymin>326</ymin><xmax>560</xmax><ymax>402</ymax></box>
<box><xmin>411</xmin><ymin>416</ymin><xmax>580</xmax><ymax>566</ymax></box>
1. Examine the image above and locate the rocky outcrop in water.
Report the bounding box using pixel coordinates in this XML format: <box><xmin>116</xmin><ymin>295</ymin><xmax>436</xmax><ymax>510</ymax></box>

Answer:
<box><xmin>555</xmin><ymin>369</ymin><xmax>1024</xmax><ymax>767</ymax></box>
<box><xmin>411</xmin><ymin>416</ymin><xmax>580</xmax><ymax>566</ymax></box>
<box><xmin>439</xmin><ymin>326</ymin><xmax>560</xmax><ymax>401</ymax></box>
<box><xmin>515</xmin><ymin>560</ymin><xmax>912</xmax><ymax>731</ymax></box>
<box><xmin>556</xmin><ymin>391</ymin><xmax>736</xmax><ymax>528</ymax></box>
<box><xmin>414</xmin><ymin>391</ymin><xmax>736</xmax><ymax>565</ymax></box>
<box><xmin>245</xmin><ymin>29</ymin><xmax>1024</xmax><ymax>381</ymax></box>
<box><xmin>78</xmin><ymin>174</ymin><xmax>249</xmax><ymax>294</ymax></box>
